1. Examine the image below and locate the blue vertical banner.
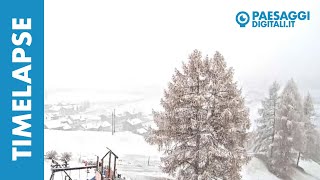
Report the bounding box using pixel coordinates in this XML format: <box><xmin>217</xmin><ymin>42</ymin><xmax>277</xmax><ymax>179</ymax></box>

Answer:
<box><xmin>0</xmin><ymin>0</ymin><xmax>44</xmax><ymax>180</ymax></box>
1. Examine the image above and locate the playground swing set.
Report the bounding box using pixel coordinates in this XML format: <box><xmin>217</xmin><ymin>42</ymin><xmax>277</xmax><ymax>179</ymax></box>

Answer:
<box><xmin>49</xmin><ymin>148</ymin><xmax>125</xmax><ymax>180</ymax></box>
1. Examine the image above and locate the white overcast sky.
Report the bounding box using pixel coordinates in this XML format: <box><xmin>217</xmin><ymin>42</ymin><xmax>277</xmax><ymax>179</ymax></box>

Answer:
<box><xmin>45</xmin><ymin>0</ymin><xmax>320</xmax><ymax>93</ymax></box>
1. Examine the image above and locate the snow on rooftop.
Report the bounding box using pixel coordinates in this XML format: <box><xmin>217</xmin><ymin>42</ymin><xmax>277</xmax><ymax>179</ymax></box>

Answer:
<box><xmin>59</xmin><ymin>117</ymin><xmax>73</xmax><ymax>124</ymax></box>
<box><xmin>101</xmin><ymin>121</ymin><xmax>111</xmax><ymax>127</ymax></box>
<box><xmin>44</xmin><ymin>114</ymin><xmax>53</xmax><ymax>121</ymax></box>
<box><xmin>146</xmin><ymin>114</ymin><xmax>153</xmax><ymax>120</ymax></box>
<box><xmin>70</xmin><ymin>115</ymin><xmax>81</xmax><ymax>120</ymax></box>
<box><xmin>62</xmin><ymin>105</ymin><xmax>74</xmax><ymax>109</ymax></box>
<box><xmin>45</xmin><ymin>120</ymin><xmax>71</xmax><ymax>130</ymax></box>
<box><xmin>49</xmin><ymin>105</ymin><xmax>61</xmax><ymax>111</ymax></box>
<box><xmin>127</xmin><ymin>118</ymin><xmax>142</xmax><ymax>125</ymax></box>
<box><xmin>62</xmin><ymin>123</ymin><xmax>72</xmax><ymax>130</ymax></box>
<box><xmin>82</xmin><ymin>123</ymin><xmax>98</xmax><ymax>129</ymax></box>
<box><xmin>82</xmin><ymin>121</ymin><xmax>109</xmax><ymax>129</ymax></box>
<box><xmin>83</xmin><ymin>115</ymin><xmax>101</xmax><ymax>121</ymax></box>
<box><xmin>137</xmin><ymin>128</ymin><xmax>147</xmax><ymax>134</ymax></box>
<box><xmin>45</xmin><ymin>121</ymin><xmax>63</xmax><ymax>129</ymax></box>
<box><xmin>142</xmin><ymin>121</ymin><xmax>158</xmax><ymax>130</ymax></box>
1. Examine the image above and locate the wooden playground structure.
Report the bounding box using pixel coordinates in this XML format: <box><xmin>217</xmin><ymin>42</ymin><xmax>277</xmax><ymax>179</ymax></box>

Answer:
<box><xmin>49</xmin><ymin>148</ymin><xmax>124</xmax><ymax>180</ymax></box>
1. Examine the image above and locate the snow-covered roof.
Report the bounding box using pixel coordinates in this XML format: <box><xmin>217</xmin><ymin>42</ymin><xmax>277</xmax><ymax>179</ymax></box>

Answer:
<box><xmin>49</xmin><ymin>105</ymin><xmax>61</xmax><ymax>111</ymax></box>
<box><xmin>45</xmin><ymin>113</ymin><xmax>53</xmax><ymax>117</ymax></box>
<box><xmin>45</xmin><ymin>120</ymin><xmax>63</xmax><ymax>129</ymax></box>
<box><xmin>45</xmin><ymin>120</ymin><xmax>71</xmax><ymax>130</ymax></box>
<box><xmin>61</xmin><ymin>105</ymin><xmax>74</xmax><ymax>109</ymax></box>
<box><xmin>79</xmin><ymin>116</ymin><xmax>86</xmax><ymax>121</ymax></box>
<box><xmin>137</xmin><ymin>128</ymin><xmax>147</xmax><ymax>134</ymax></box>
<box><xmin>62</xmin><ymin>124</ymin><xmax>72</xmax><ymax>130</ymax></box>
<box><xmin>127</xmin><ymin>118</ymin><xmax>142</xmax><ymax>125</ymax></box>
<box><xmin>44</xmin><ymin>114</ymin><xmax>52</xmax><ymax>121</ymax></box>
<box><xmin>59</xmin><ymin>117</ymin><xmax>73</xmax><ymax>124</ymax></box>
<box><xmin>101</xmin><ymin>121</ymin><xmax>111</xmax><ymax>127</ymax></box>
<box><xmin>146</xmin><ymin>114</ymin><xmax>153</xmax><ymax>120</ymax></box>
<box><xmin>142</xmin><ymin>121</ymin><xmax>157</xmax><ymax>130</ymax></box>
<box><xmin>82</xmin><ymin>122</ymin><xmax>100</xmax><ymax>129</ymax></box>
<box><xmin>70</xmin><ymin>115</ymin><xmax>81</xmax><ymax>120</ymax></box>
<box><xmin>59</xmin><ymin>102</ymin><xmax>68</xmax><ymax>106</ymax></box>
<box><xmin>83</xmin><ymin>115</ymin><xmax>101</xmax><ymax>121</ymax></box>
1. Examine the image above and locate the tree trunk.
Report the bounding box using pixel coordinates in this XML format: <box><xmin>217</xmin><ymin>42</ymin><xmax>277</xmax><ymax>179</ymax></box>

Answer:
<box><xmin>194</xmin><ymin>134</ymin><xmax>200</xmax><ymax>178</ymax></box>
<box><xmin>270</xmin><ymin>99</ymin><xmax>276</xmax><ymax>158</ymax></box>
<box><xmin>193</xmin><ymin>75</ymin><xmax>200</xmax><ymax>180</ymax></box>
<box><xmin>297</xmin><ymin>152</ymin><xmax>301</xmax><ymax>167</ymax></box>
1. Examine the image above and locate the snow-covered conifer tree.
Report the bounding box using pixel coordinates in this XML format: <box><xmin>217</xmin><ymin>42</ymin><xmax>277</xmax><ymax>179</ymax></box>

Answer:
<box><xmin>303</xmin><ymin>93</ymin><xmax>319</xmax><ymax>161</ymax></box>
<box><xmin>254</xmin><ymin>81</ymin><xmax>280</xmax><ymax>158</ymax></box>
<box><xmin>147</xmin><ymin>50</ymin><xmax>250</xmax><ymax>180</ymax></box>
<box><xmin>304</xmin><ymin>93</ymin><xmax>315</xmax><ymax>120</ymax></box>
<box><xmin>284</xmin><ymin>80</ymin><xmax>305</xmax><ymax>167</ymax></box>
<box><xmin>271</xmin><ymin>79</ymin><xmax>302</xmax><ymax>177</ymax></box>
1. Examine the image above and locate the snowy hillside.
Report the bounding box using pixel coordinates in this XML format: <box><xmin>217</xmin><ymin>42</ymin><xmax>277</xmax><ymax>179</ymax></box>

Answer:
<box><xmin>44</xmin><ymin>130</ymin><xmax>320</xmax><ymax>180</ymax></box>
<box><xmin>45</xmin><ymin>86</ymin><xmax>320</xmax><ymax>133</ymax></box>
<box><xmin>44</xmin><ymin>85</ymin><xmax>320</xmax><ymax>180</ymax></box>
<box><xmin>242</xmin><ymin>157</ymin><xmax>320</xmax><ymax>180</ymax></box>
<box><xmin>44</xmin><ymin>130</ymin><xmax>169</xmax><ymax>180</ymax></box>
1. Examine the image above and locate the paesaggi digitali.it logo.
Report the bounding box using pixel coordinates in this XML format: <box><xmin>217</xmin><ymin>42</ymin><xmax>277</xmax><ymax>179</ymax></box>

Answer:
<box><xmin>236</xmin><ymin>11</ymin><xmax>250</xmax><ymax>27</ymax></box>
<box><xmin>236</xmin><ymin>11</ymin><xmax>310</xmax><ymax>28</ymax></box>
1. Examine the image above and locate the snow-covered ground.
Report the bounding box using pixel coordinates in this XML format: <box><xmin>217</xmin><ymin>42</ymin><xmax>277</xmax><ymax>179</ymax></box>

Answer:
<box><xmin>241</xmin><ymin>157</ymin><xmax>280</xmax><ymax>180</ymax></box>
<box><xmin>44</xmin><ymin>130</ymin><xmax>170</xmax><ymax>180</ymax></box>
<box><xmin>45</xmin><ymin>130</ymin><xmax>320</xmax><ymax>180</ymax></box>
<box><xmin>45</xmin><ymin>86</ymin><xmax>320</xmax><ymax>131</ymax></box>
<box><xmin>242</xmin><ymin>157</ymin><xmax>320</xmax><ymax>180</ymax></box>
<box><xmin>44</xmin><ymin>86</ymin><xmax>320</xmax><ymax>180</ymax></box>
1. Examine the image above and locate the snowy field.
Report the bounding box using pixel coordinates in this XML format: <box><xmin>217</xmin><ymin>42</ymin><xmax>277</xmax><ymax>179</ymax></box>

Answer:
<box><xmin>45</xmin><ymin>129</ymin><xmax>320</xmax><ymax>180</ymax></box>
<box><xmin>45</xmin><ymin>87</ymin><xmax>320</xmax><ymax>131</ymax></box>
<box><xmin>44</xmin><ymin>130</ymin><xmax>170</xmax><ymax>180</ymax></box>
<box><xmin>44</xmin><ymin>86</ymin><xmax>320</xmax><ymax>180</ymax></box>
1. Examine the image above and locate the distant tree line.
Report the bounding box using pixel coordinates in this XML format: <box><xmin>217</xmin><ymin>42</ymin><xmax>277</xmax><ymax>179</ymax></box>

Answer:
<box><xmin>253</xmin><ymin>80</ymin><xmax>320</xmax><ymax>179</ymax></box>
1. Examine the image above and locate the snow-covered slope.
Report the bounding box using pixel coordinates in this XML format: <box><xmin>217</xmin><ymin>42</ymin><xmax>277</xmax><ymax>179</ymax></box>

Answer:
<box><xmin>241</xmin><ymin>157</ymin><xmax>280</xmax><ymax>180</ymax></box>
<box><xmin>44</xmin><ymin>130</ymin><xmax>169</xmax><ymax>180</ymax></box>
<box><xmin>241</xmin><ymin>157</ymin><xmax>320</xmax><ymax>180</ymax></box>
<box><xmin>45</xmin><ymin>130</ymin><xmax>320</xmax><ymax>180</ymax></box>
<box><xmin>293</xmin><ymin>160</ymin><xmax>320</xmax><ymax>180</ymax></box>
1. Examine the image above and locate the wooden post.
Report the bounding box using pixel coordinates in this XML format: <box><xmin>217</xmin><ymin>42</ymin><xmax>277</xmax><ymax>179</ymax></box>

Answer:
<box><xmin>96</xmin><ymin>156</ymin><xmax>99</xmax><ymax>171</ymax></box>
<box><xmin>49</xmin><ymin>172</ymin><xmax>55</xmax><ymax>180</ymax></box>
<box><xmin>101</xmin><ymin>160</ymin><xmax>103</xmax><ymax>177</ymax></box>
<box><xmin>113</xmin><ymin>156</ymin><xmax>117</xmax><ymax>178</ymax></box>
<box><xmin>113</xmin><ymin>109</ymin><xmax>116</xmax><ymax>134</ymax></box>
<box><xmin>108</xmin><ymin>151</ymin><xmax>112</xmax><ymax>178</ymax></box>
<box><xmin>111</xmin><ymin>111</ymin><xmax>114</xmax><ymax>135</ymax></box>
<box><xmin>111</xmin><ymin>110</ymin><xmax>116</xmax><ymax>135</ymax></box>
<box><xmin>297</xmin><ymin>152</ymin><xmax>301</xmax><ymax>167</ymax></box>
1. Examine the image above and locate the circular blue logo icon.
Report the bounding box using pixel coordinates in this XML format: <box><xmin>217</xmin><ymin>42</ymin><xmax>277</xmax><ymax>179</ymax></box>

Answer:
<box><xmin>236</xmin><ymin>11</ymin><xmax>250</xmax><ymax>27</ymax></box>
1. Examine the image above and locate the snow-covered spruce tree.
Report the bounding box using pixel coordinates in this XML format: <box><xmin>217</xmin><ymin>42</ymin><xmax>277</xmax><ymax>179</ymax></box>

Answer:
<box><xmin>285</xmin><ymin>80</ymin><xmax>305</xmax><ymax>167</ymax></box>
<box><xmin>146</xmin><ymin>50</ymin><xmax>250</xmax><ymax>180</ymax></box>
<box><xmin>254</xmin><ymin>81</ymin><xmax>280</xmax><ymax>158</ymax></box>
<box><xmin>271</xmin><ymin>79</ymin><xmax>302</xmax><ymax>177</ymax></box>
<box><xmin>304</xmin><ymin>93</ymin><xmax>315</xmax><ymax>119</ymax></box>
<box><xmin>303</xmin><ymin>93</ymin><xmax>319</xmax><ymax>162</ymax></box>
